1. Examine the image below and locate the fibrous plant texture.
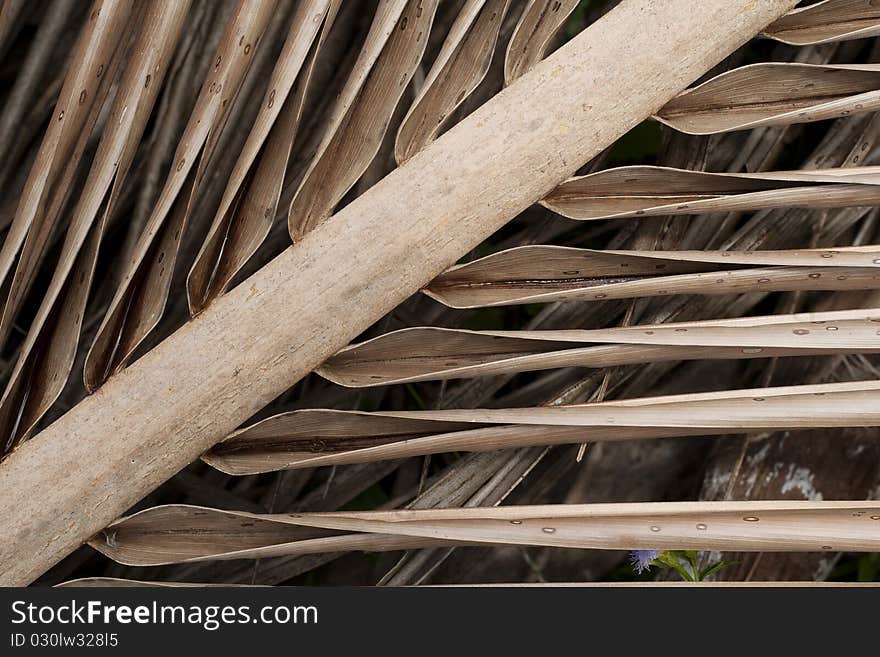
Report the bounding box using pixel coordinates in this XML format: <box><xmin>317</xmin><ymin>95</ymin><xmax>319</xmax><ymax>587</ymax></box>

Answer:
<box><xmin>1</xmin><ymin>0</ymin><xmax>880</xmax><ymax>587</ymax></box>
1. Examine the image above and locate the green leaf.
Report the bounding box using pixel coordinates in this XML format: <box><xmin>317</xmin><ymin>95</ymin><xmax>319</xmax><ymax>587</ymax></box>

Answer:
<box><xmin>657</xmin><ymin>552</ymin><xmax>695</xmax><ymax>582</ymax></box>
<box><xmin>699</xmin><ymin>560</ymin><xmax>738</xmax><ymax>581</ymax></box>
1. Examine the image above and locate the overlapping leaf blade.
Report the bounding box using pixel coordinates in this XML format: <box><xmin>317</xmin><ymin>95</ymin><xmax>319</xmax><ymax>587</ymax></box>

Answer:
<box><xmin>0</xmin><ymin>0</ymin><xmax>133</xmax><ymax>347</ymax></box>
<box><xmin>186</xmin><ymin>0</ymin><xmax>340</xmax><ymax>314</ymax></box>
<box><xmin>424</xmin><ymin>245</ymin><xmax>880</xmax><ymax>308</ymax></box>
<box><xmin>764</xmin><ymin>0</ymin><xmax>880</xmax><ymax>45</ymax></box>
<box><xmin>288</xmin><ymin>0</ymin><xmax>438</xmax><ymax>239</ymax></box>
<box><xmin>90</xmin><ymin>504</ymin><xmax>440</xmax><ymax>565</ymax></box>
<box><xmin>203</xmin><ymin>379</ymin><xmax>880</xmax><ymax>473</ymax></box>
<box><xmin>0</xmin><ymin>0</ymin><xmax>192</xmax><ymax>449</ymax></box>
<box><xmin>91</xmin><ymin>501</ymin><xmax>880</xmax><ymax>566</ymax></box>
<box><xmin>318</xmin><ymin>308</ymin><xmax>880</xmax><ymax>387</ymax></box>
<box><xmin>83</xmin><ymin>0</ymin><xmax>277</xmax><ymax>390</ymax></box>
<box><xmin>504</xmin><ymin>0</ymin><xmax>579</xmax><ymax>83</ymax></box>
<box><xmin>657</xmin><ymin>63</ymin><xmax>880</xmax><ymax>135</ymax></box>
<box><xmin>543</xmin><ymin>165</ymin><xmax>880</xmax><ymax>221</ymax></box>
<box><xmin>395</xmin><ymin>0</ymin><xmax>510</xmax><ymax>163</ymax></box>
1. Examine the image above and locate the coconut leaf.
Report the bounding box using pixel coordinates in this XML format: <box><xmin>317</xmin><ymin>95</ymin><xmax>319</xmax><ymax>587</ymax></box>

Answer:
<box><xmin>395</xmin><ymin>0</ymin><xmax>510</xmax><ymax>163</ymax></box>
<box><xmin>5</xmin><ymin>0</ymin><xmax>879</xmax><ymax>588</ymax></box>
<box><xmin>0</xmin><ymin>0</ymin><xmax>134</xmax><ymax>347</ymax></box>
<box><xmin>90</xmin><ymin>504</ymin><xmax>443</xmax><ymax>566</ymax></box>
<box><xmin>0</xmin><ymin>0</ymin><xmax>191</xmax><ymax>451</ymax></box>
<box><xmin>186</xmin><ymin>0</ymin><xmax>340</xmax><ymax>314</ymax></box>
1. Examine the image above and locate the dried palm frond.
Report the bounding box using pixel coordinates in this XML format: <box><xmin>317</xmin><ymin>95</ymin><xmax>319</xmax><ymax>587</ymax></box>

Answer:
<box><xmin>203</xmin><ymin>379</ymin><xmax>880</xmax><ymax>473</ymax></box>
<box><xmin>763</xmin><ymin>0</ymin><xmax>880</xmax><ymax>46</ymax></box>
<box><xmin>424</xmin><ymin>246</ymin><xmax>880</xmax><ymax>307</ymax></box>
<box><xmin>83</xmin><ymin>0</ymin><xmax>279</xmax><ymax>390</ymax></box>
<box><xmin>89</xmin><ymin>501</ymin><xmax>880</xmax><ymax>566</ymax></box>
<box><xmin>318</xmin><ymin>308</ymin><xmax>880</xmax><ymax>386</ymax></box>
<box><xmin>657</xmin><ymin>63</ymin><xmax>880</xmax><ymax>134</ymax></box>
<box><xmin>6</xmin><ymin>0</ymin><xmax>880</xmax><ymax>589</ymax></box>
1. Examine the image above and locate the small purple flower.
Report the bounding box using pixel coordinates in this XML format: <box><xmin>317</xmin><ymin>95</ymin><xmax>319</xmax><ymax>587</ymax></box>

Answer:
<box><xmin>629</xmin><ymin>550</ymin><xmax>661</xmax><ymax>574</ymax></box>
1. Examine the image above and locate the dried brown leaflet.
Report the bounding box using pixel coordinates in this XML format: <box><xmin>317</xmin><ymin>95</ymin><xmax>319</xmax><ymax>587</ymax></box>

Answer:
<box><xmin>186</xmin><ymin>0</ymin><xmax>340</xmax><ymax>314</ymax></box>
<box><xmin>91</xmin><ymin>501</ymin><xmax>880</xmax><ymax>566</ymax></box>
<box><xmin>289</xmin><ymin>0</ymin><xmax>439</xmax><ymax>238</ymax></box>
<box><xmin>425</xmin><ymin>245</ymin><xmax>880</xmax><ymax>308</ymax></box>
<box><xmin>543</xmin><ymin>166</ymin><xmax>880</xmax><ymax>221</ymax></box>
<box><xmin>0</xmin><ymin>1</ymin><xmax>192</xmax><ymax>450</ymax></box>
<box><xmin>204</xmin><ymin>379</ymin><xmax>880</xmax><ymax>473</ymax></box>
<box><xmin>657</xmin><ymin>63</ymin><xmax>880</xmax><ymax>135</ymax></box>
<box><xmin>395</xmin><ymin>0</ymin><xmax>511</xmax><ymax>163</ymax></box>
<box><xmin>504</xmin><ymin>0</ymin><xmax>579</xmax><ymax>83</ymax></box>
<box><xmin>0</xmin><ymin>0</ymin><xmax>133</xmax><ymax>347</ymax></box>
<box><xmin>764</xmin><ymin>0</ymin><xmax>880</xmax><ymax>46</ymax></box>
<box><xmin>83</xmin><ymin>0</ymin><xmax>277</xmax><ymax>390</ymax></box>
<box><xmin>318</xmin><ymin>308</ymin><xmax>880</xmax><ymax>387</ymax></box>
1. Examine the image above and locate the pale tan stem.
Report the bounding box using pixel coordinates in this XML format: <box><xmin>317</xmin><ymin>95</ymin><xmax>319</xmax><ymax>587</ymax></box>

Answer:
<box><xmin>0</xmin><ymin>0</ymin><xmax>798</xmax><ymax>585</ymax></box>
